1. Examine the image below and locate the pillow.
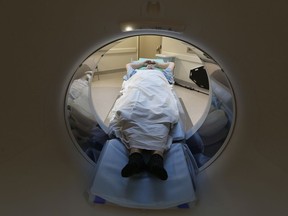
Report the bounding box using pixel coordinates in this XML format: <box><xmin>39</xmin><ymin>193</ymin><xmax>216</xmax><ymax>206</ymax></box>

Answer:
<box><xmin>138</xmin><ymin>58</ymin><xmax>165</xmax><ymax>63</ymax></box>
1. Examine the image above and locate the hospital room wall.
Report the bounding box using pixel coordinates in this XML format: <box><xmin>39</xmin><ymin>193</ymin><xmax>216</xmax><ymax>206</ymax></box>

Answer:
<box><xmin>96</xmin><ymin>37</ymin><xmax>138</xmax><ymax>72</ymax></box>
<box><xmin>161</xmin><ymin>37</ymin><xmax>204</xmax><ymax>87</ymax></box>
<box><xmin>93</xmin><ymin>36</ymin><xmax>206</xmax><ymax>80</ymax></box>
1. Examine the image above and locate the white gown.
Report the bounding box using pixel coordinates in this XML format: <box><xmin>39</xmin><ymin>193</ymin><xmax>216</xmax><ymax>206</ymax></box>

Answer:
<box><xmin>108</xmin><ymin>69</ymin><xmax>179</xmax><ymax>152</ymax></box>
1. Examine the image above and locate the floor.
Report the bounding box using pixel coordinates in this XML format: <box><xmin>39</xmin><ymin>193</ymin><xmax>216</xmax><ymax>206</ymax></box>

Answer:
<box><xmin>91</xmin><ymin>72</ymin><xmax>210</xmax><ymax>128</ymax></box>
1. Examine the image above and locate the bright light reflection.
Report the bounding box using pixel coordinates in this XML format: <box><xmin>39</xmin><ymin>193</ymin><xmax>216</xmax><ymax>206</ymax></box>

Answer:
<box><xmin>124</xmin><ymin>26</ymin><xmax>134</xmax><ymax>31</ymax></box>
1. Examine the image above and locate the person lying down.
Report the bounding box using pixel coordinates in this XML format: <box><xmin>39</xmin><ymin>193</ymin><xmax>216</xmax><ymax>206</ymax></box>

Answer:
<box><xmin>108</xmin><ymin>60</ymin><xmax>179</xmax><ymax>180</ymax></box>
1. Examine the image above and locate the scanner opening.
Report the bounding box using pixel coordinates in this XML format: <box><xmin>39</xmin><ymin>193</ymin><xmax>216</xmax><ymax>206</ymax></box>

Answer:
<box><xmin>65</xmin><ymin>34</ymin><xmax>235</xmax><ymax>171</ymax></box>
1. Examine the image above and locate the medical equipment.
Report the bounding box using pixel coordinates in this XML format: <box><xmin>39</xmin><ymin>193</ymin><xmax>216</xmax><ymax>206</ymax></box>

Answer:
<box><xmin>2</xmin><ymin>1</ymin><xmax>288</xmax><ymax>215</ymax></box>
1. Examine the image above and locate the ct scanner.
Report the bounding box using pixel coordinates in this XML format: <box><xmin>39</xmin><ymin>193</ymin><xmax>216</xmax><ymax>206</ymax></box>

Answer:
<box><xmin>1</xmin><ymin>0</ymin><xmax>288</xmax><ymax>215</ymax></box>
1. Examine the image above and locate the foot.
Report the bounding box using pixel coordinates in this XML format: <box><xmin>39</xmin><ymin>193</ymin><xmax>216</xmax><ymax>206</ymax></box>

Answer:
<box><xmin>121</xmin><ymin>152</ymin><xmax>146</xmax><ymax>177</ymax></box>
<box><xmin>147</xmin><ymin>154</ymin><xmax>168</xmax><ymax>180</ymax></box>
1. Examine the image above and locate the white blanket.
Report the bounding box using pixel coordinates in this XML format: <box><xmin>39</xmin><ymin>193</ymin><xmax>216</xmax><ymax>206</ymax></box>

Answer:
<box><xmin>108</xmin><ymin>70</ymin><xmax>179</xmax><ymax>151</ymax></box>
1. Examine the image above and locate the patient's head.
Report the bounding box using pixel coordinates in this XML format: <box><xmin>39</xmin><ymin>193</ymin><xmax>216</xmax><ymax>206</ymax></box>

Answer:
<box><xmin>146</xmin><ymin>64</ymin><xmax>155</xmax><ymax>69</ymax></box>
<box><xmin>144</xmin><ymin>60</ymin><xmax>156</xmax><ymax>70</ymax></box>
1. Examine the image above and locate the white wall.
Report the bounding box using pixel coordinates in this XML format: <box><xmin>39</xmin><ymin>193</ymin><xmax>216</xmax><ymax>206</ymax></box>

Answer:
<box><xmin>161</xmin><ymin>37</ymin><xmax>207</xmax><ymax>92</ymax></box>
<box><xmin>83</xmin><ymin>36</ymin><xmax>207</xmax><ymax>78</ymax></box>
<box><xmin>95</xmin><ymin>37</ymin><xmax>138</xmax><ymax>72</ymax></box>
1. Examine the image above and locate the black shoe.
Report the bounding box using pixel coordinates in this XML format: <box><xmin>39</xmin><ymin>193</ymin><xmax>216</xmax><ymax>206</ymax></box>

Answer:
<box><xmin>147</xmin><ymin>154</ymin><xmax>168</xmax><ymax>181</ymax></box>
<box><xmin>121</xmin><ymin>152</ymin><xmax>146</xmax><ymax>177</ymax></box>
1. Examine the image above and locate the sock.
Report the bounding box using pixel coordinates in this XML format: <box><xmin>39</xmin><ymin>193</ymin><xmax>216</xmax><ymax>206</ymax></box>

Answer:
<box><xmin>147</xmin><ymin>154</ymin><xmax>168</xmax><ymax>180</ymax></box>
<box><xmin>121</xmin><ymin>152</ymin><xmax>146</xmax><ymax>177</ymax></box>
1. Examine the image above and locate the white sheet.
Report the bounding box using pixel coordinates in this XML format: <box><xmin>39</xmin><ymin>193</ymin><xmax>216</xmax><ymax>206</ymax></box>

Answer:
<box><xmin>108</xmin><ymin>70</ymin><xmax>179</xmax><ymax>152</ymax></box>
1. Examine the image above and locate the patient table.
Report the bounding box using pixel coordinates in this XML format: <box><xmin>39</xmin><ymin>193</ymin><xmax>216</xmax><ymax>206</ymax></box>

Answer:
<box><xmin>88</xmin><ymin>92</ymin><xmax>199</xmax><ymax>209</ymax></box>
